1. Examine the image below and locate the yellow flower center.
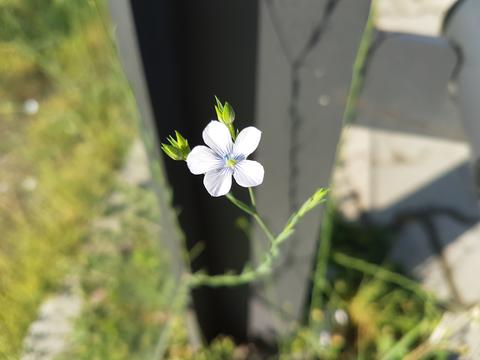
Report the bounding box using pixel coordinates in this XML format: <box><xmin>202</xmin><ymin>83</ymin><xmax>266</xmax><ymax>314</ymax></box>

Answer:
<box><xmin>226</xmin><ymin>158</ymin><xmax>237</xmax><ymax>168</ymax></box>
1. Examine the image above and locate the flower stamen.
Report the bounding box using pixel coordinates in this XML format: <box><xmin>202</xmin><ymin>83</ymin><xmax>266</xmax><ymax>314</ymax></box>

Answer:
<box><xmin>226</xmin><ymin>158</ymin><xmax>237</xmax><ymax>168</ymax></box>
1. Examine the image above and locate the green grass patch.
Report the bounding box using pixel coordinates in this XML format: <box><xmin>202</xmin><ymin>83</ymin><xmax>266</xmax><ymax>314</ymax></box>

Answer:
<box><xmin>0</xmin><ymin>0</ymin><xmax>135</xmax><ymax>356</ymax></box>
<box><xmin>282</xmin><ymin>213</ymin><xmax>445</xmax><ymax>360</ymax></box>
<box><xmin>61</xmin><ymin>185</ymin><xmax>171</xmax><ymax>359</ymax></box>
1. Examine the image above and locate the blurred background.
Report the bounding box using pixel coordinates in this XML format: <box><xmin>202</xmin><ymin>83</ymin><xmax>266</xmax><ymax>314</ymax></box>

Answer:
<box><xmin>1</xmin><ymin>0</ymin><xmax>479</xmax><ymax>359</ymax></box>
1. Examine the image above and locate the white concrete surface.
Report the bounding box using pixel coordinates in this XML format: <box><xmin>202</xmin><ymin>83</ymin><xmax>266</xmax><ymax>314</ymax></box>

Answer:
<box><xmin>375</xmin><ymin>0</ymin><xmax>457</xmax><ymax>36</ymax></box>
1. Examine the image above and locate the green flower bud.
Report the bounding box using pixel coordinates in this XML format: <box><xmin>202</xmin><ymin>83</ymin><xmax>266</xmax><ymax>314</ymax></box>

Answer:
<box><xmin>222</xmin><ymin>102</ymin><xmax>235</xmax><ymax>125</ymax></box>
<box><xmin>214</xmin><ymin>96</ymin><xmax>236</xmax><ymax>139</ymax></box>
<box><xmin>161</xmin><ymin>130</ymin><xmax>191</xmax><ymax>161</ymax></box>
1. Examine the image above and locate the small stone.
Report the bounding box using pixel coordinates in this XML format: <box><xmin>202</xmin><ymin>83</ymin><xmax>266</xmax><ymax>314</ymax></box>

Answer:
<box><xmin>21</xmin><ymin>177</ymin><xmax>38</xmax><ymax>192</ymax></box>
<box><xmin>429</xmin><ymin>309</ymin><xmax>480</xmax><ymax>358</ymax></box>
<box><xmin>23</xmin><ymin>99</ymin><xmax>39</xmax><ymax>115</ymax></box>
<box><xmin>333</xmin><ymin>309</ymin><xmax>349</xmax><ymax>326</ymax></box>
<box><xmin>319</xmin><ymin>331</ymin><xmax>332</xmax><ymax>347</ymax></box>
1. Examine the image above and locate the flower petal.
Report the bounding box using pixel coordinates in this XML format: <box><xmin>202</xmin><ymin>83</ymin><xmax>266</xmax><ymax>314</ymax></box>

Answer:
<box><xmin>203</xmin><ymin>168</ymin><xmax>233</xmax><ymax>197</ymax></box>
<box><xmin>233</xmin><ymin>160</ymin><xmax>264</xmax><ymax>188</ymax></box>
<box><xmin>202</xmin><ymin>121</ymin><xmax>233</xmax><ymax>157</ymax></box>
<box><xmin>186</xmin><ymin>145</ymin><xmax>223</xmax><ymax>175</ymax></box>
<box><xmin>233</xmin><ymin>126</ymin><xmax>261</xmax><ymax>158</ymax></box>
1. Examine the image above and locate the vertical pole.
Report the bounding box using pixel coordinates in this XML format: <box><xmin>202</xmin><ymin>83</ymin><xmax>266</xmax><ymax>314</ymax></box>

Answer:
<box><xmin>444</xmin><ymin>0</ymin><xmax>480</xmax><ymax>194</ymax></box>
<box><xmin>108</xmin><ymin>0</ymin><xmax>185</xmax><ymax>281</ymax></box>
<box><xmin>250</xmin><ymin>0</ymin><xmax>371</xmax><ymax>341</ymax></box>
<box><xmin>110</xmin><ymin>0</ymin><xmax>259</xmax><ymax>341</ymax></box>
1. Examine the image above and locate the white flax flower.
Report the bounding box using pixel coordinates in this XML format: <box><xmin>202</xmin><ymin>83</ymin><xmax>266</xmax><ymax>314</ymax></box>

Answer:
<box><xmin>186</xmin><ymin>121</ymin><xmax>264</xmax><ymax>197</ymax></box>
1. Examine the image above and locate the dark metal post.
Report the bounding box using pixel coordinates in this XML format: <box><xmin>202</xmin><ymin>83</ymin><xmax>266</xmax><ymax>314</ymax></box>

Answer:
<box><xmin>111</xmin><ymin>0</ymin><xmax>258</xmax><ymax>342</ymax></box>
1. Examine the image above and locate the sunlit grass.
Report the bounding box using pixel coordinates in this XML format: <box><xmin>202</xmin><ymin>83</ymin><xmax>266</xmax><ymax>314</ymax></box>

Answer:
<box><xmin>281</xmin><ymin>214</ymin><xmax>444</xmax><ymax>359</ymax></box>
<box><xmin>0</xmin><ymin>0</ymin><xmax>135</xmax><ymax>356</ymax></box>
<box><xmin>60</xmin><ymin>185</ymin><xmax>171</xmax><ymax>359</ymax></box>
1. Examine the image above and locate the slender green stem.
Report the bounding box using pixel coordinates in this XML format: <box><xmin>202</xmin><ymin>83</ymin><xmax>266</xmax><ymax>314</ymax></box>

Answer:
<box><xmin>309</xmin><ymin>5</ymin><xmax>375</xmax><ymax>316</ymax></box>
<box><xmin>189</xmin><ymin>188</ymin><xmax>327</xmax><ymax>288</ymax></box>
<box><xmin>253</xmin><ymin>213</ymin><xmax>275</xmax><ymax>243</ymax></box>
<box><xmin>248</xmin><ymin>187</ymin><xmax>256</xmax><ymax>208</ymax></box>
<box><xmin>380</xmin><ymin>320</ymin><xmax>429</xmax><ymax>360</ymax></box>
<box><xmin>187</xmin><ymin>266</ymin><xmax>268</xmax><ymax>287</ymax></box>
<box><xmin>343</xmin><ymin>1</ymin><xmax>376</xmax><ymax>125</ymax></box>
<box><xmin>188</xmin><ymin>220</ymin><xmax>292</xmax><ymax>288</ymax></box>
<box><xmin>310</xmin><ymin>198</ymin><xmax>335</xmax><ymax>311</ymax></box>
<box><xmin>331</xmin><ymin>251</ymin><xmax>432</xmax><ymax>300</ymax></box>
<box><xmin>225</xmin><ymin>193</ymin><xmax>254</xmax><ymax>215</ymax></box>
<box><xmin>226</xmin><ymin>192</ymin><xmax>275</xmax><ymax>243</ymax></box>
<box><xmin>155</xmin><ymin>188</ymin><xmax>328</xmax><ymax>360</ymax></box>
<box><xmin>157</xmin><ymin>188</ymin><xmax>326</xmax><ymax>356</ymax></box>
